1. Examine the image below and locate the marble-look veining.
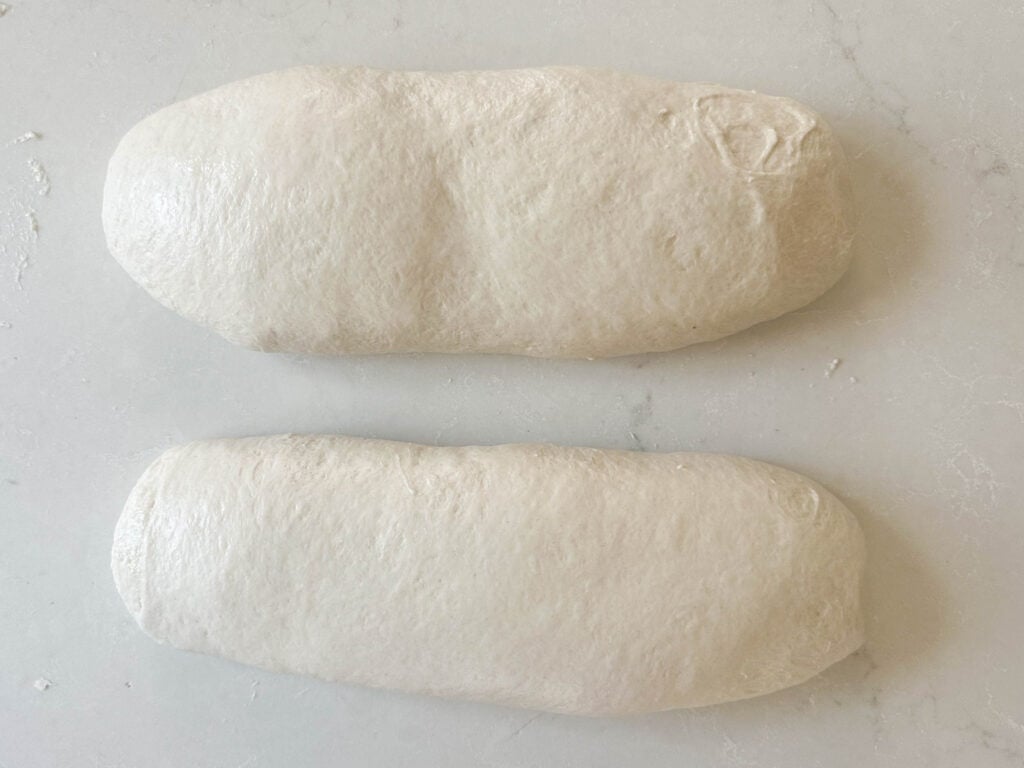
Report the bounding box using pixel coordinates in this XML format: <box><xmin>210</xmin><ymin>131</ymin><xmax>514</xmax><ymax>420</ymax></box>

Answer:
<box><xmin>1</xmin><ymin>1</ymin><xmax>1022</xmax><ymax>766</ymax></box>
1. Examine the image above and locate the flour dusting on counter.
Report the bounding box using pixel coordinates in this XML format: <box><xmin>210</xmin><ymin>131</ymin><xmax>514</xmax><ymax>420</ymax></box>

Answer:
<box><xmin>27</xmin><ymin>158</ymin><xmax>50</xmax><ymax>195</ymax></box>
<box><xmin>0</xmin><ymin>131</ymin><xmax>46</xmax><ymax>288</ymax></box>
<box><xmin>8</xmin><ymin>131</ymin><xmax>39</xmax><ymax>145</ymax></box>
<box><xmin>15</xmin><ymin>251</ymin><xmax>31</xmax><ymax>288</ymax></box>
<box><xmin>2</xmin><ymin>201</ymin><xmax>42</xmax><ymax>288</ymax></box>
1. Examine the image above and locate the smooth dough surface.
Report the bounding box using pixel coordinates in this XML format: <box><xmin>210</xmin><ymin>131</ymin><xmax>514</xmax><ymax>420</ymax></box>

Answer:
<box><xmin>102</xmin><ymin>66</ymin><xmax>854</xmax><ymax>358</ymax></box>
<box><xmin>112</xmin><ymin>435</ymin><xmax>865</xmax><ymax>715</ymax></box>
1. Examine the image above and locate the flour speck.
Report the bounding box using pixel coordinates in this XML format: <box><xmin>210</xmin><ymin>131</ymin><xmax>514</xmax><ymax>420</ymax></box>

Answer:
<box><xmin>27</xmin><ymin>158</ymin><xmax>50</xmax><ymax>195</ymax></box>
<box><xmin>9</xmin><ymin>131</ymin><xmax>39</xmax><ymax>145</ymax></box>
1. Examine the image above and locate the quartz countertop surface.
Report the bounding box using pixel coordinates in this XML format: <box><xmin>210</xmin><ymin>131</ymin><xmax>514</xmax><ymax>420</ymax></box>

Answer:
<box><xmin>2</xmin><ymin>1</ymin><xmax>1022</xmax><ymax>765</ymax></box>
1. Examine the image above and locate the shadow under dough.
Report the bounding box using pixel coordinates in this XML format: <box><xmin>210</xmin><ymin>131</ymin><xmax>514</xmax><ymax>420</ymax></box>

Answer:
<box><xmin>814</xmin><ymin>494</ymin><xmax>950</xmax><ymax>695</ymax></box>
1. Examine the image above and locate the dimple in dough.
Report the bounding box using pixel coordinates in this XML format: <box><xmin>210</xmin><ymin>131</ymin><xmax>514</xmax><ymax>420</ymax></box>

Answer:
<box><xmin>102</xmin><ymin>66</ymin><xmax>854</xmax><ymax>358</ymax></box>
<box><xmin>112</xmin><ymin>435</ymin><xmax>865</xmax><ymax>715</ymax></box>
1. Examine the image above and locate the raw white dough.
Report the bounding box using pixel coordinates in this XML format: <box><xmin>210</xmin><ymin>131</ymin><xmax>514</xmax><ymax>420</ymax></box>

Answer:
<box><xmin>102</xmin><ymin>66</ymin><xmax>854</xmax><ymax>358</ymax></box>
<box><xmin>112</xmin><ymin>435</ymin><xmax>865</xmax><ymax>715</ymax></box>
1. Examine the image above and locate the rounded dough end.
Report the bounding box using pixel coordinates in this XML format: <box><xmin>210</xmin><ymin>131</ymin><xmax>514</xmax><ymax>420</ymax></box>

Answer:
<box><xmin>111</xmin><ymin>449</ymin><xmax>176</xmax><ymax>630</ymax></box>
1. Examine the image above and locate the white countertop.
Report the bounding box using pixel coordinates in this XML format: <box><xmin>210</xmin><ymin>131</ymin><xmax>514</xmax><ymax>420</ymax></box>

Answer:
<box><xmin>2</xmin><ymin>1</ymin><xmax>1022</xmax><ymax>765</ymax></box>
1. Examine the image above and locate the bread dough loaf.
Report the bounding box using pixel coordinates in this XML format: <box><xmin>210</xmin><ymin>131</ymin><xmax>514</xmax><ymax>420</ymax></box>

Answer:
<box><xmin>102</xmin><ymin>67</ymin><xmax>853</xmax><ymax>357</ymax></box>
<box><xmin>112</xmin><ymin>435</ymin><xmax>865</xmax><ymax>714</ymax></box>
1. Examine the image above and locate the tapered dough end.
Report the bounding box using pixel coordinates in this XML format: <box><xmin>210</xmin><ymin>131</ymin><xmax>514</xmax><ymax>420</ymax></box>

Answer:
<box><xmin>111</xmin><ymin>447</ymin><xmax>179</xmax><ymax>633</ymax></box>
<box><xmin>111</xmin><ymin>491</ymin><xmax>145</xmax><ymax>625</ymax></box>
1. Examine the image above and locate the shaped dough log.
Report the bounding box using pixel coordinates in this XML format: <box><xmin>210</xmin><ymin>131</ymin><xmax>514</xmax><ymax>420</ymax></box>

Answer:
<box><xmin>112</xmin><ymin>435</ymin><xmax>865</xmax><ymax>714</ymax></box>
<box><xmin>102</xmin><ymin>67</ymin><xmax>854</xmax><ymax>357</ymax></box>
